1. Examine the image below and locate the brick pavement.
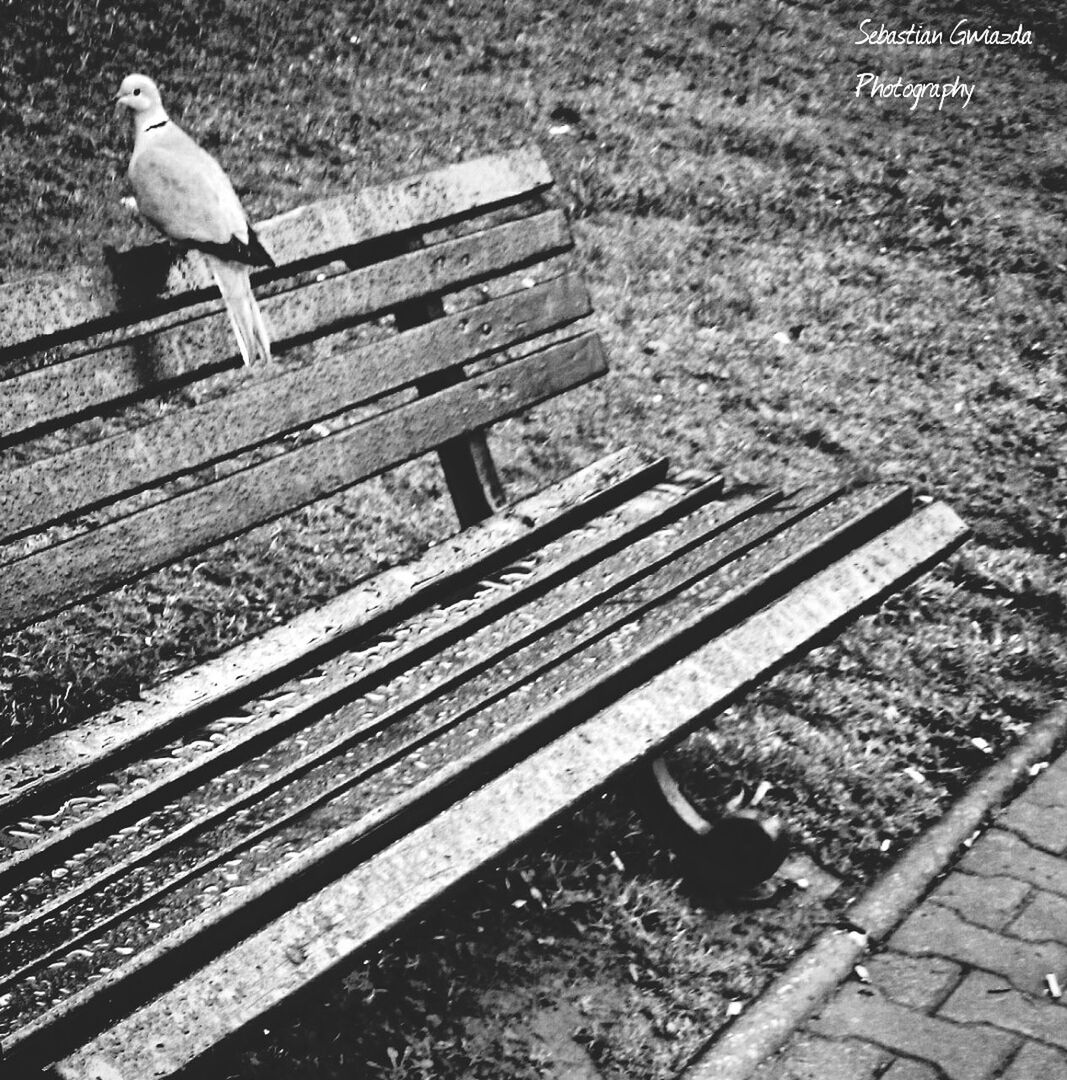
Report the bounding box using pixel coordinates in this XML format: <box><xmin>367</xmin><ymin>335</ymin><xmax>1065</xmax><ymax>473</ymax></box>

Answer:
<box><xmin>754</xmin><ymin>750</ymin><xmax>1067</xmax><ymax>1079</ymax></box>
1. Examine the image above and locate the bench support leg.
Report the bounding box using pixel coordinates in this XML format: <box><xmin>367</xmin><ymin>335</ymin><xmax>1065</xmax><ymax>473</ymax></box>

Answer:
<box><xmin>393</xmin><ymin>246</ymin><xmax>507</xmax><ymax>528</ymax></box>
<box><xmin>439</xmin><ymin>431</ymin><xmax>507</xmax><ymax>527</ymax></box>
<box><xmin>415</xmin><ymin>370</ymin><xmax>507</xmax><ymax>527</ymax></box>
<box><xmin>636</xmin><ymin>756</ymin><xmax>789</xmax><ymax>896</ymax></box>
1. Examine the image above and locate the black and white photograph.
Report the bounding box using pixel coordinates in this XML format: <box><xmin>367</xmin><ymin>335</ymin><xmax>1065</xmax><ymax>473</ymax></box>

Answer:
<box><xmin>0</xmin><ymin>1</ymin><xmax>1064</xmax><ymax>1077</ymax></box>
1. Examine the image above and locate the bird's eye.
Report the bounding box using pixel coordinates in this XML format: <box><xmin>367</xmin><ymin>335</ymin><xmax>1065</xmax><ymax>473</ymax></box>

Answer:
<box><xmin>133</xmin><ymin>88</ymin><xmax>141</xmax><ymax>96</ymax></box>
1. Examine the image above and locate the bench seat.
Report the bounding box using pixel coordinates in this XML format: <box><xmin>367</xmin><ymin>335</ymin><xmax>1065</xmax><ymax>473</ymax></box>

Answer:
<box><xmin>0</xmin><ymin>147</ymin><xmax>969</xmax><ymax>1077</ymax></box>
<box><xmin>1</xmin><ymin>453</ymin><xmax>965</xmax><ymax>1077</ymax></box>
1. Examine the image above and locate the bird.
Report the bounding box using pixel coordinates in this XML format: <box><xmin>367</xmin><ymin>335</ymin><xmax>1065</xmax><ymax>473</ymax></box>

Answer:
<box><xmin>702</xmin><ymin>780</ymin><xmax>789</xmax><ymax>895</ymax></box>
<box><xmin>645</xmin><ymin>761</ymin><xmax>788</xmax><ymax>896</ymax></box>
<box><xmin>115</xmin><ymin>73</ymin><xmax>272</xmax><ymax>366</ymax></box>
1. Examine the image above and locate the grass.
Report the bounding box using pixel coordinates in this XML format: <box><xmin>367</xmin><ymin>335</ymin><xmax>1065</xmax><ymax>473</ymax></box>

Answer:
<box><xmin>2</xmin><ymin>0</ymin><xmax>1066</xmax><ymax>1076</ymax></box>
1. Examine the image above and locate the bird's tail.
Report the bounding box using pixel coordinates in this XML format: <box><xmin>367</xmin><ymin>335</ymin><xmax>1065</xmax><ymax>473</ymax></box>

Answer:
<box><xmin>208</xmin><ymin>257</ymin><xmax>271</xmax><ymax>367</ymax></box>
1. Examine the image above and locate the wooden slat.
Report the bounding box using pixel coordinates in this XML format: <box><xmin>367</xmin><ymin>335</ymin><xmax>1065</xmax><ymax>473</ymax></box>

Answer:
<box><xmin>0</xmin><ymin>147</ymin><xmax>553</xmax><ymax>354</ymax></box>
<box><xmin>0</xmin><ymin>484</ymin><xmax>910</xmax><ymax>1048</ymax></box>
<box><xmin>0</xmin><ymin>447</ymin><xmax>664</xmax><ymax>819</ymax></box>
<box><xmin>0</xmin><ymin>333</ymin><xmax>606</xmax><ymax>629</ymax></box>
<box><xmin>0</xmin><ymin>210</ymin><xmax>573</xmax><ymax>441</ymax></box>
<box><xmin>0</xmin><ymin>275</ymin><xmax>589</xmax><ymax>542</ymax></box>
<box><xmin>0</xmin><ymin>473</ymin><xmax>724</xmax><ymax>899</ymax></box>
<box><xmin>42</xmin><ymin>503</ymin><xmax>970</xmax><ymax>1080</ymax></box>
<box><xmin>0</xmin><ymin>480</ymin><xmax>738</xmax><ymax>1000</ymax></box>
<box><xmin>266</xmin><ymin>146</ymin><xmax>551</xmax><ymax>264</ymax></box>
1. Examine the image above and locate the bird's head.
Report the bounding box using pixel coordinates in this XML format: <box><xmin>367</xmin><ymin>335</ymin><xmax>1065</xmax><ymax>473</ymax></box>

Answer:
<box><xmin>115</xmin><ymin>74</ymin><xmax>164</xmax><ymax>114</ymax></box>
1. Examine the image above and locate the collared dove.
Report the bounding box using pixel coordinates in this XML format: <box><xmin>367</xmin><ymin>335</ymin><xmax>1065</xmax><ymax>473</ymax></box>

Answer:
<box><xmin>116</xmin><ymin>73</ymin><xmax>272</xmax><ymax>366</ymax></box>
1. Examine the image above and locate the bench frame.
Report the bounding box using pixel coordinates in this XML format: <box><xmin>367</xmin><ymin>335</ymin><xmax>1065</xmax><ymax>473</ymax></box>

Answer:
<box><xmin>0</xmin><ymin>147</ymin><xmax>969</xmax><ymax>1078</ymax></box>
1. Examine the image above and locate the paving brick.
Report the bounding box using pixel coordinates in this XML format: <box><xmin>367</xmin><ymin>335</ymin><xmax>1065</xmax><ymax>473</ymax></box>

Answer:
<box><xmin>998</xmin><ymin>799</ymin><xmax>1067</xmax><ymax>855</ymax></box>
<box><xmin>865</xmin><ymin>951</ymin><xmax>962</xmax><ymax>1010</ymax></box>
<box><xmin>1010</xmin><ymin>888</ymin><xmax>1067</xmax><ymax>944</ymax></box>
<box><xmin>939</xmin><ymin>969</ymin><xmax>1067</xmax><ymax>1051</ymax></box>
<box><xmin>753</xmin><ymin>1033</ymin><xmax>890</xmax><ymax>1080</ymax></box>
<box><xmin>890</xmin><ymin>903</ymin><xmax>1067</xmax><ymax>994</ymax></box>
<box><xmin>807</xmin><ymin>984</ymin><xmax>1018</xmax><ymax>1080</ymax></box>
<box><xmin>1000</xmin><ymin>1041</ymin><xmax>1067</xmax><ymax>1080</ymax></box>
<box><xmin>956</xmin><ymin>829</ymin><xmax>1067</xmax><ymax>898</ymax></box>
<box><xmin>1017</xmin><ymin>755</ymin><xmax>1067</xmax><ymax>810</ymax></box>
<box><xmin>927</xmin><ymin>871</ymin><xmax>1030</xmax><ymax>930</ymax></box>
<box><xmin>880</xmin><ymin>1057</ymin><xmax>940</xmax><ymax>1080</ymax></box>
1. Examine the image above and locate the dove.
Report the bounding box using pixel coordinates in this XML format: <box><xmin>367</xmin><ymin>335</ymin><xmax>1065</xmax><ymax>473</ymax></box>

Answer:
<box><xmin>116</xmin><ymin>73</ymin><xmax>272</xmax><ymax>366</ymax></box>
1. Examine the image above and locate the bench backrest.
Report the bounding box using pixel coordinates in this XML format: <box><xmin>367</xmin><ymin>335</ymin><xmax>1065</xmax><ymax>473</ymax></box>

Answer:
<box><xmin>0</xmin><ymin>147</ymin><xmax>605</xmax><ymax>631</ymax></box>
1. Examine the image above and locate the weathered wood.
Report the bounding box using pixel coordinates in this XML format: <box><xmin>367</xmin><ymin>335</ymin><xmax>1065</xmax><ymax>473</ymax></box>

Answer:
<box><xmin>0</xmin><ymin>472</ymin><xmax>723</xmax><ymax>900</ymax></box>
<box><xmin>0</xmin><ymin>147</ymin><xmax>553</xmax><ymax>355</ymax></box>
<box><xmin>0</xmin><ymin>151</ymin><xmax>973</xmax><ymax>1080</ymax></box>
<box><xmin>394</xmin><ymin>235</ymin><xmax>508</xmax><ymax>528</ymax></box>
<box><xmin>0</xmin><ymin>276</ymin><xmax>590</xmax><ymax>542</ymax></box>
<box><xmin>443</xmin><ymin>434</ymin><xmax>508</xmax><ymax>526</ymax></box>
<box><xmin>43</xmin><ymin>503</ymin><xmax>969</xmax><ymax>1080</ymax></box>
<box><xmin>0</xmin><ymin>210</ymin><xmax>573</xmax><ymax>441</ymax></box>
<box><xmin>0</xmin><ymin>333</ymin><xmax>606</xmax><ymax>630</ymax></box>
<box><xmin>0</xmin><ymin>480</ymin><xmax>739</xmax><ymax>1013</ymax></box>
<box><xmin>415</xmin><ymin>363</ymin><xmax>509</xmax><ymax>528</ymax></box>
<box><xmin>0</xmin><ymin>484</ymin><xmax>913</xmax><ymax>1049</ymax></box>
<box><xmin>261</xmin><ymin>145</ymin><xmax>550</xmax><ymax>266</ymax></box>
<box><xmin>636</xmin><ymin>757</ymin><xmax>789</xmax><ymax>893</ymax></box>
<box><xmin>0</xmin><ymin>447</ymin><xmax>664</xmax><ymax>819</ymax></box>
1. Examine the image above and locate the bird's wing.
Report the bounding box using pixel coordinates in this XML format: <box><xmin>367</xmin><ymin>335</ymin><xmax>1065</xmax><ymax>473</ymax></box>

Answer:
<box><xmin>128</xmin><ymin>123</ymin><xmax>250</xmax><ymax>250</ymax></box>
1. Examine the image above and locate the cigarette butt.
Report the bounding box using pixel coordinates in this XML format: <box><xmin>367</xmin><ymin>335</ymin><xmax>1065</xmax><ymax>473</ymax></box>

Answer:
<box><xmin>1046</xmin><ymin>973</ymin><xmax>1062</xmax><ymax>999</ymax></box>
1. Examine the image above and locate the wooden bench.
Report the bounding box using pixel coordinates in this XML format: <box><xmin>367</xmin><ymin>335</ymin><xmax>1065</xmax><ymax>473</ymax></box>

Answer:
<box><xmin>0</xmin><ymin>147</ymin><xmax>969</xmax><ymax>1079</ymax></box>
